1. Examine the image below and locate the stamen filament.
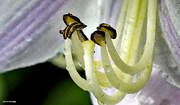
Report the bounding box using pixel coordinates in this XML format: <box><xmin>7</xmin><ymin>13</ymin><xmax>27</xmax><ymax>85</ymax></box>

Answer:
<box><xmin>128</xmin><ymin>0</ymin><xmax>148</xmax><ymax>64</ymax></box>
<box><xmin>101</xmin><ymin>39</ymin><xmax>152</xmax><ymax>93</ymax></box>
<box><xmin>120</xmin><ymin>0</ymin><xmax>141</xmax><ymax>62</ymax></box>
<box><xmin>82</xmin><ymin>41</ymin><xmax>126</xmax><ymax>104</ymax></box>
<box><xmin>105</xmin><ymin>0</ymin><xmax>156</xmax><ymax>75</ymax></box>
<box><xmin>113</xmin><ymin>0</ymin><xmax>129</xmax><ymax>48</ymax></box>
<box><xmin>64</xmin><ymin>38</ymin><xmax>89</xmax><ymax>91</ymax></box>
<box><xmin>58</xmin><ymin>0</ymin><xmax>157</xmax><ymax>103</ymax></box>
<box><xmin>71</xmin><ymin>31</ymin><xmax>85</xmax><ymax>68</ymax></box>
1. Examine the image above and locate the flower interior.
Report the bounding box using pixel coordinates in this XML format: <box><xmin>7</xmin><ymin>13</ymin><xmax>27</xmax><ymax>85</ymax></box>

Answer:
<box><xmin>59</xmin><ymin>0</ymin><xmax>157</xmax><ymax>104</ymax></box>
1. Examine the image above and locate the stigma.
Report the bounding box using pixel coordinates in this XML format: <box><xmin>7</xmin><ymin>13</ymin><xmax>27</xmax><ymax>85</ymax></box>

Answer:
<box><xmin>59</xmin><ymin>0</ymin><xmax>157</xmax><ymax>104</ymax></box>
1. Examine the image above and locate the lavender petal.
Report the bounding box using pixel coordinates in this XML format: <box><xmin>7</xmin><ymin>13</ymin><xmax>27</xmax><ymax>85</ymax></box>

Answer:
<box><xmin>0</xmin><ymin>0</ymin><xmax>114</xmax><ymax>73</ymax></box>
<box><xmin>156</xmin><ymin>0</ymin><xmax>180</xmax><ymax>87</ymax></box>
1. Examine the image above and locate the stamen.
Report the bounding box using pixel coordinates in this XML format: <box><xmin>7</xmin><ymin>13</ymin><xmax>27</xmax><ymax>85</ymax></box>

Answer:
<box><xmin>97</xmin><ymin>0</ymin><xmax>155</xmax><ymax>76</ymax></box>
<box><xmin>90</xmin><ymin>25</ymin><xmax>152</xmax><ymax>93</ymax></box>
<box><xmin>59</xmin><ymin>23</ymin><xmax>87</xmax><ymax>39</ymax></box>
<box><xmin>119</xmin><ymin>0</ymin><xmax>141</xmax><ymax>62</ymax></box>
<box><xmin>58</xmin><ymin>0</ymin><xmax>157</xmax><ymax>104</ymax></box>
<box><xmin>97</xmin><ymin>23</ymin><xmax>117</xmax><ymax>39</ymax></box>
<box><xmin>60</xmin><ymin>13</ymin><xmax>89</xmax><ymax>41</ymax></box>
<box><xmin>76</xmin><ymin>30</ymin><xmax>89</xmax><ymax>42</ymax></box>
<box><xmin>71</xmin><ymin>31</ymin><xmax>85</xmax><ymax>68</ymax></box>
<box><xmin>63</xmin><ymin>13</ymin><xmax>86</xmax><ymax>26</ymax></box>
<box><xmin>82</xmin><ymin>41</ymin><xmax>126</xmax><ymax>104</ymax></box>
<box><xmin>113</xmin><ymin>0</ymin><xmax>129</xmax><ymax>47</ymax></box>
<box><xmin>64</xmin><ymin>37</ymin><xmax>89</xmax><ymax>91</ymax></box>
<box><xmin>101</xmin><ymin>33</ymin><xmax>153</xmax><ymax>93</ymax></box>
<box><xmin>91</xmin><ymin>31</ymin><xmax>105</xmax><ymax>46</ymax></box>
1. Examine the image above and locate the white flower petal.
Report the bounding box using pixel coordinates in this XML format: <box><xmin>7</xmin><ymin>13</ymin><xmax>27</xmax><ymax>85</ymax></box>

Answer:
<box><xmin>157</xmin><ymin>0</ymin><xmax>180</xmax><ymax>87</ymax></box>
<box><xmin>0</xmin><ymin>0</ymin><xmax>116</xmax><ymax>73</ymax></box>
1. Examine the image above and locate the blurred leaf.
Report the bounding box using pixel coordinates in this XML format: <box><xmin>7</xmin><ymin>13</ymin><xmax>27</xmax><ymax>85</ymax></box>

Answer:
<box><xmin>1</xmin><ymin>62</ymin><xmax>91</xmax><ymax>105</ymax></box>
<box><xmin>43</xmin><ymin>79</ymin><xmax>91</xmax><ymax>105</ymax></box>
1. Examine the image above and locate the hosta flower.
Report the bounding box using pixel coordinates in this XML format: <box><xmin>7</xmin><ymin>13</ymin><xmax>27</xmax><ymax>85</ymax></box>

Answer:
<box><xmin>0</xmin><ymin>0</ymin><xmax>180</xmax><ymax>105</ymax></box>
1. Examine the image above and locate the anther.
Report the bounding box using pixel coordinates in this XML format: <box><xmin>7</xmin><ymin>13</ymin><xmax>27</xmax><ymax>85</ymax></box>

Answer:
<box><xmin>91</xmin><ymin>31</ymin><xmax>105</xmax><ymax>46</ymax></box>
<box><xmin>63</xmin><ymin>13</ymin><xmax>85</xmax><ymax>26</ymax></box>
<box><xmin>97</xmin><ymin>23</ymin><xmax>117</xmax><ymax>39</ymax></box>
<box><xmin>77</xmin><ymin>30</ymin><xmax>89</xmax><ymax>42</ymax></box>
<box><xmin>60</xmin><ymin>23</ymin><xmax>87</xmax><ymax>39</ymax></box>
<box><xmin>59</xmin><ymin>30</ymin><xmax>64</xmax><ymax>34</ymax></box>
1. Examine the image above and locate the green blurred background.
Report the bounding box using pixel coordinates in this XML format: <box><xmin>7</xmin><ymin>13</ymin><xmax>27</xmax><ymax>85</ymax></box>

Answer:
<box><xmin>0</xmin><ymin>62</ymin><xmax>92</xmax><ymax>105</ymax></box>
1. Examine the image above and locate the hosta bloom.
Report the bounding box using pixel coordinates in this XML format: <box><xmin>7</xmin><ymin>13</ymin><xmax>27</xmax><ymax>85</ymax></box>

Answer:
<box><xmin>0</xmin><ymin>0</ymin><xmax>180</xmax><ymax>105</ymax></box>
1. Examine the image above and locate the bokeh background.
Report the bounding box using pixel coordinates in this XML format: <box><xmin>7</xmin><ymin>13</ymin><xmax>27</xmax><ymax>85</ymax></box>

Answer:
<box><xmin>0</xmin><ymin>62</ymin><xmax>92</xmax><ymax>105</ymax></box>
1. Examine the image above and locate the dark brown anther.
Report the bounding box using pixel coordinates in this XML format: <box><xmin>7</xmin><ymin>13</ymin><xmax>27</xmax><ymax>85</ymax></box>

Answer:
<box><xmin>63</xmin><ymin>13</ymin><xmax>85</xmax><ymax>26</ymax></box>
<box><xmin>59</xmin><ymin>23</ymin><xmax>87</xmax><ymax>39</ymax></box>
<box><xmin>91</xmin><ymin>31</ymin><xmax>105</xmax><ymax>46</ymax></box>
<box><xmin>97</xmin><ymin>23</ymin><xmax>117</xmax><ymax>39</ymax></box>
<box><xmin>77</xmin><ymin>30</ymin><xmax>89</xmax><ymax>42</ymax></box>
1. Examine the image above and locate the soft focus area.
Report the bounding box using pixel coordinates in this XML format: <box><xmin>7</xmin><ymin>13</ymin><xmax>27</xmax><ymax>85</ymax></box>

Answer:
<box><xmin>0</xmin><ymin>63</ymin><xmax>91</xmax><ymax>105</ymax></box>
